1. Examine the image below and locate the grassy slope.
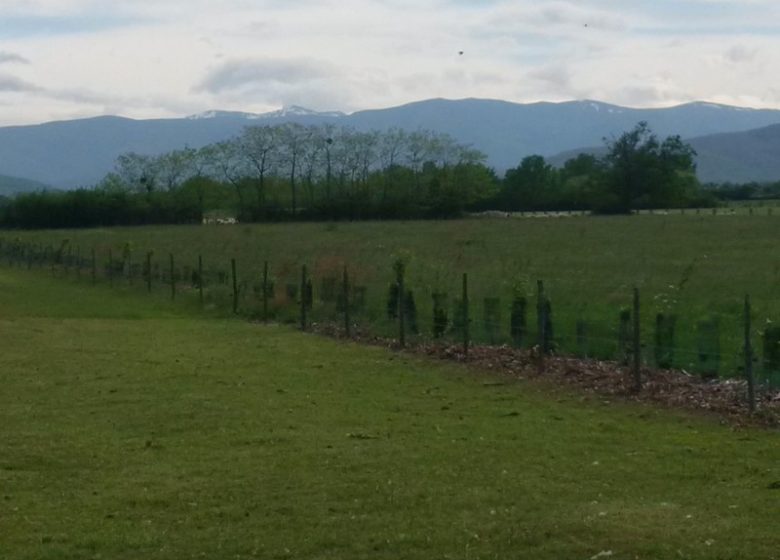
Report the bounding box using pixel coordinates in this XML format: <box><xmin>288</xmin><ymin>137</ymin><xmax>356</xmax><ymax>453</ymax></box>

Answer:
<box><xmin>0</xmin><ymin>269</ymin><xmax>778</xmax><ymax>559</ymax></box>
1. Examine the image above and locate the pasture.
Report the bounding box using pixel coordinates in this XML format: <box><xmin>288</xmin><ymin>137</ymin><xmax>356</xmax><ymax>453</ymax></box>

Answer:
<box><xmin>5</xmin><ymin>213</ymin><xmax>780</xmax><ymax>382</ymax></box>
<box><xmin>0</xmin><ymin>268</ymin><xmax>778</xmax><ymax>559</ymax></box>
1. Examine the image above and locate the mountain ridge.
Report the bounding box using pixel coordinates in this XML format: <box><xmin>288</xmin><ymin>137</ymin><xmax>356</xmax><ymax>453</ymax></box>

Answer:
<box><xmin>2</xmin><ymin>97</ymin><xmax>780</xmax><ymax>188</ymax></box>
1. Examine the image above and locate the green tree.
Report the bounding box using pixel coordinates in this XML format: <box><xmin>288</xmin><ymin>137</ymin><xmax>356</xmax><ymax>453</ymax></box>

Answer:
<box><xmin>503</xmin><ymin>155</ymin><xmax>559</xmax><ymax>210</ymax></box>
<box><xmin>600</xmin><ymin>122</ymin><xmax>698</xmax><ymax>213</ymax></box>
<box><xmin>559</xmin><ymin>153</ymin><xmax>604</xmax><ymax>210</ymax></box>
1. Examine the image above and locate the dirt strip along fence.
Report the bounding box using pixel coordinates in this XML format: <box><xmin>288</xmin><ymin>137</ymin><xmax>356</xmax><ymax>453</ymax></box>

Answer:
<box><xmin>1</xmin><ymin>237</ymin><xmax>778</xmax><ymax>413</ymax></box>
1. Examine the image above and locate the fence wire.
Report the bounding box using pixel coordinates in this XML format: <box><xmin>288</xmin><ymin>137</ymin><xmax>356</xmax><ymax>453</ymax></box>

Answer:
<box><xmin>2</xmin><ymin>238</ymin><xmax>778</xmax><ymax>395</ymax></box>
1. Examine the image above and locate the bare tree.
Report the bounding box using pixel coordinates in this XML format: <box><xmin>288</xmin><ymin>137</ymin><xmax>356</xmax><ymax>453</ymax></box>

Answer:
<box><xmin>115</xmin><ymin>152</ymin><xmax>159</xmax><ymax>195</ymax></box>
<box><xmin>156</xmin><ymin>148</ymin><xmax>197</xmax><ymax>191</ymax></box>
<box><xmin>240</xmin><ymin>125</ymin><xmax>279</xmax><ymax>212</ymax></box>
<box><xmin>200</xmin><ymin>139</ymin><xmax>248</xmax><ymax>216</ymax></box>
<box><xmin>277</xmin><ymin>123</ymin><xmax>311</xmax><ymax>216</ymax></box>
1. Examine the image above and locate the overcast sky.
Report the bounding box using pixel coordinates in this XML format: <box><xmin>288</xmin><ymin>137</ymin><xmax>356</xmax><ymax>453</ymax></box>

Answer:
<box><xmin>1</xmin><ymin>0</ymin><xmax>779</xmax><ymax>126</ymax></box>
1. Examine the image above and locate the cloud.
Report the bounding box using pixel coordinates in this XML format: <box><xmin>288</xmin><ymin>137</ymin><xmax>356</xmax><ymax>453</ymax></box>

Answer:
<box><xmin>725</xmin><ymin>44</ymin><xmax>758</xmax><ymax>63</ymax></box>
<box><xmin>0</xmin><ymin>73</ymin><xmax>41</xmax><ymax>92</ymax></box>
<box><xmin>0</xmin><ymin>12</ymin><xmax>152</xmax><ymax>38</ymax></box>
<box><xmin>192</xmin><ymin>57</ymin><xmax>355</xmax><ymax>110</ymax></box>
<box><xmin>0</xmin><ymin>52</ymin><xmax>30</xmax><ymax>65</ymax></box>
<box><xmin>195</xmin><ymin>58</ymin><xmax>334</xmax><ymax>94</ymax></box>
<box><xmin>5</xmin><ymin>0</ymin><xmax>780</xmax><ymax>125</ymax></box>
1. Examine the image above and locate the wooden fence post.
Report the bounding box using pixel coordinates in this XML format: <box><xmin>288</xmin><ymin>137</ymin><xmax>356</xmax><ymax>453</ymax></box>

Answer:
<box><xmin>300</xmin><ymin>264</ymin><xmax>307</xmax><ymax>330</ymax></box>
<box><xmin>75</xmin><ymin>246</ymin><xmax>81</xmax><ymax>279</ymax></box>
<box><xmin>343</xmin><ymin>265</ymin><xmax>350</xmax><ymax>337</ymax></box>
<box><xmin>170</xmin><ymin>254</ymin><xmax>176</xmax><ymax>301</ymax></box>
<box><xmin>231</xmin><ymin>258</ymin><xmax>238</xmax><ymax>314</ymax></box>
<box><xmin>745</xmin><ymin>295</ymin><xmax>756</xmax><ymax>413</ymax></box>
<box><xmin>633</xmin><ymin>287</ymin><xmax>641</xmax><ymax>392</ymax></box>
<box><xmin>262</xmin><ymin>260</ymin><xmax>269</xmax><ymax>323</ymax></box>
<box><xmin>462</xmin><ymin>272</ymin><xmax>470</xmax><ymax>358</ymax></box>
<box><xmin>537</xmin><ymin>280</ymin><xmax>546</xmax><ymax>351</ymax></box>
<box><xmin>91</xmin><ymin>248</ymin><xmax>96</xmax><ymax>284</ymax></box>
<box><xmin>108</xmin><ymin>249</ymin><xmax>114</xmax><ymax>287</ymax></box>
<box><xmin>146</xmin><ymin>252</ymin><xmax>152</xmax><ymax>293</ymax></box>
<box><xmin>198</xmin><ymin>254</ymin><xmax>204</xmax><ymax>307</ymax></box>
<box><xmin>398</xmin><ymin>266</ymin><xmax>405</xmax><ymax>347</ymax></box>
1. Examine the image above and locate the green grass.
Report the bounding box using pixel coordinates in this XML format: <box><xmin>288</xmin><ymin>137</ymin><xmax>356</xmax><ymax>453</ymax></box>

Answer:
<box><xmin>4</xmin><ymin>213</ymin><xmax>780</xmax><ymax>378</ymax></box>
<box><xmin>1</xmin><ymin>268</ymin><xmax>779</xmax><ymax>559</ymax></box>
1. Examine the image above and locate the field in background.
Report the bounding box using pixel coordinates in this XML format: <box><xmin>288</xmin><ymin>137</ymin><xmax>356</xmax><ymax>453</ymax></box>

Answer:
<box><xmin>1</xmin><ymin>267</ymin><xmax>779</xmax><ymax>559</ymax></box>
<box><xmin>4</xmin><ymin>213</ymin><xmax>780</xmax><ymax>382</ymax></box>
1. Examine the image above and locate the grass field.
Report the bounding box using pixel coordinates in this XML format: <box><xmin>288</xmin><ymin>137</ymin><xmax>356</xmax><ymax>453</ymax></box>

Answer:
<box><xmin>3</xmin><ymin>213</ymin><xmax>780</xmax><ymax>380</ymax></box>
<box><xmin>1</xmin><ymin>267</ymin><xmax>779</xmax><ymax>559</ymax></box>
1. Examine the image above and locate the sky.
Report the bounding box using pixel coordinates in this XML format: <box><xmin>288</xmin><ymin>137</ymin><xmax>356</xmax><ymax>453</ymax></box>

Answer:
<box><xmin>1</xmin><ymin>0</ymin><xmax>780</xmax><ymax>126</ymax></box>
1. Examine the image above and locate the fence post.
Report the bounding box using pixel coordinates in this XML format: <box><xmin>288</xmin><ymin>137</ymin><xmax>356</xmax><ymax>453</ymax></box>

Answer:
<box><xmin>536</xmin><ymin>280</ymin><xmax>546</xmax><ymax>352</ymax></box>
<box><xmin>170</xmin><ymin>254</ymin><xmax>176</xmax><ymax>301</ymax></box>
<box><xmin>231</xmin><ymin>258</ymin><xmax>238</xmax><ymax>314</ymax></box>
<box><xmin>744</xmin><ymin>295</ymin><xmax>756</xmax><ymax>413</ymax></box>
<box><xmin>300</xmin><ymin>264</ymin><xmax>307</xmax><ymax>330</ymax></box>
<box><xmin>108</xmin><ymin>249</ymin><xmax>114</xmax><ymax>287</ymax></box>
<box><xmin>343</xmin><ymin>265</ymin><xmax>351</xmax><ymax>337</ymax></box>
<box><xmin>198</xmin><ymin>254</ymin><xmax>204</xmax><ymax>307</ymax></box>
<box><xmin>398</xmin><ymin>266</ymin><xmax>405</xmax><ymax>347</ymax></box>
<box><xmin>262</xmin><ymin>260</ymin><xmax>269</xmax><ymax>323</ymax></box>
<box><xmin>632</xmin><ymin>287</ymin><xmax>641</xmax><ymax>392</ymax></box>
<box><xmin>462</xmin><ymin>272</ymin><xmax>470</xmax><ymax>358</ymax></box>
<box><xmin>146</xmin><ymin>252</ymin><xmax>153</xmax><ymax>293</ymax></box>
<box><xmin>91</xmin><ymin>248</ymin><xmax>96</xmax><ymax>284</ymax></box>
<box><xmin>75</xmin><ymin>246</ymin><xmax>81</xmax><ymax>280</ymax></box>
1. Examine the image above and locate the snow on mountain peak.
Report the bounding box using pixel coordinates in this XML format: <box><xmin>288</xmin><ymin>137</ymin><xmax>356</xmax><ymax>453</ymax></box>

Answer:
<box><xmin>262</xmin><ymin>105</ymin><xmax>346</xmax><ymax>118</ymax></box>
<box><xmin>186</xmin><ymin>110</ymin><xmax>260</xmax><ymax>120</ymax></box>
<box><xmin>187</xmin><ymin>106</ymin><xmax>346</xmax><ymax>120</ymax></box>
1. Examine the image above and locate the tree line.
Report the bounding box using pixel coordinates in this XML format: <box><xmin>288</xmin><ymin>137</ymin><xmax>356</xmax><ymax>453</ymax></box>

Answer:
<box><xmin>0</xmin><ymin>121</ymin><xmax>718</xmax><ymax>229</ymax></box>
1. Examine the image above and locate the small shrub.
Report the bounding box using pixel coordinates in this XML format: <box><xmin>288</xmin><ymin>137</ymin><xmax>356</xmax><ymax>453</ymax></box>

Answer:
<box><xmin>696</xmin><ymin>317</ymin><xmax>720</xmax><ymax>378</ymax></box>
<box><xmin>351</xmin><ymin>286</ymin><xmax>367</xmax><ymax>311</ymax></box>
<box><xmin>763</xmin><ymin>325</ymin><xmax>780</xmax><ymax>375</ymax></box>
<box><xmin>483</xmin><ymin>297</ymin><xmax>501</xmax><ymax>344</ymax></box>
<box><xmin>654</xmin><ymin>312</ymin><xmax>677</xmax><ymax>369</ymax></box>
<box><xmin>541</xmin><ymin>299</ymin><xmax>554</xmax><ymax>354</ymax></box>
<box><xmin>337</xmin><ymin>285</ymin><xmax>365</xmax><ymax>313</ymax></box>
<box><xmin>432</xmin><ymin>292</ymin><xmax>449</xmax><ymax>338</ymax></box>
<box><xmin>386</xmin><ymin>282</ymin><xmax>400</xmax><ymax>319</ymax></box>
<box><xmin>510</xmin><ymin>296</ymin><xmax>527</xmax><ymax>348</ymax></box>
<box><xmin>451</xmin><ymin>298</ymin><xmax>467</xmax><ymax>337</ymax></box>
<box><xmin>253</xmin><ymin>280</ymin><xmax>275</xmax><ymax>300</ymax></box>
<box><xmin>404</xmin><ymin>289</ymin><xmax>418</xmax><ymax>334</ymax></box>
<box><xmin>320</xmin><ymin>276</ymin><xmax>337</xmax><ymax>303</ymax></box>
<box><xmin>617</xmin><ymin>308</ymin><xmax>632</xmax><ymax>365</ymax></box>
<box><xmin>303</xmin><ymin>279</ymin><xmax>313</xmax><ymax>310</ymax></box>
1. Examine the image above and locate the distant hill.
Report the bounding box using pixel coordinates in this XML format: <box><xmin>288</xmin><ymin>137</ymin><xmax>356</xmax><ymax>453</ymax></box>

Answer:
<box><xmin>2</xmin><ymin>98</ymin><xmax>780</xmax><ymax>188</ymax></box>
<box><xmin>549</xmin><ymin>123</ymin><xmax>780</xmax><ymax>184</ymax></box>
<box><xmin>0</xmin><ymin>174</ymin><xmax>50</xmax><ymax>197</ymax></box>
<box><xmin>688</xmin><ymin>124</ymin><xmax>780</xmax><ymax>183</ymax></box>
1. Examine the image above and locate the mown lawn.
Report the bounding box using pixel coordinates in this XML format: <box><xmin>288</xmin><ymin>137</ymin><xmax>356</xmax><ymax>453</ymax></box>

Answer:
<box><xmin>0</xmin><ymin>269</ymin><xmax>778</xmax><ymax>559</ymax></box>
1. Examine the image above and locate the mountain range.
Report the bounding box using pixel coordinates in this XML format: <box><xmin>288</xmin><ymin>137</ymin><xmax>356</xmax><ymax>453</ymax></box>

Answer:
<box><xmin>1</xmin><ymin>98</ymin><xmax>780</xmax><ymax>191</ymax></box>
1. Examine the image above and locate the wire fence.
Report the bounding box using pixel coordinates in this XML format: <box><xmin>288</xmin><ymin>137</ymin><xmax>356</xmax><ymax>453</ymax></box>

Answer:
<box><xmin>1</xmin><ymin>236</ymin><xmax>778</xmax><ymax>410</ymax></box>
